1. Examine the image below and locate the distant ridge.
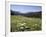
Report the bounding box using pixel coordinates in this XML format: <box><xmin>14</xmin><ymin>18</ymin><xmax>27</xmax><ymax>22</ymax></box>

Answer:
<box><xmin>11</xmin><ymin>10</ymin><xmax>42</xmax><ymax>18</ymax></box>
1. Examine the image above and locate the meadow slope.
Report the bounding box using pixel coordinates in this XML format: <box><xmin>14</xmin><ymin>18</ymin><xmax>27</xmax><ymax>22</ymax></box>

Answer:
<box><xmin>11</xmin><ymin>15</ymin><xmax>42</xmax><ymax>32</ymax></box>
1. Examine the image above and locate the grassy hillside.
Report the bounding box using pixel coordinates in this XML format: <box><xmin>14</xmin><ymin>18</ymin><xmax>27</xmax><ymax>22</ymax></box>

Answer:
<box><xmin>11</xmin><ymin>15</ymin><xmax>42</xmax><ymax>32</ymax></box>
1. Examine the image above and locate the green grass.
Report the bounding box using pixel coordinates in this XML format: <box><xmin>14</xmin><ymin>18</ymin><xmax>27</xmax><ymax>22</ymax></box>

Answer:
<box><xmin>11</xmin><ymin>15</ymin><xmax>42</xmax><ymax>32</ymax></box>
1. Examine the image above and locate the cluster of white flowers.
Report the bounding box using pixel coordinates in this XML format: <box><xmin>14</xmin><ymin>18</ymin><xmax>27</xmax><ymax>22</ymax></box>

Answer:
<box><xmin>18</xmin><ymin>23</ymin><xmax>26</xmax><ymax>26</ymax></box>
<box><xmin>21</xmin><ymin>23</ymin><xmax>26</xmax><ymax>25</ymax></box>
<box><xmin>20</xmin><ymin>27</ymin><xmax>24</xmax><ymax>29</ymax></box>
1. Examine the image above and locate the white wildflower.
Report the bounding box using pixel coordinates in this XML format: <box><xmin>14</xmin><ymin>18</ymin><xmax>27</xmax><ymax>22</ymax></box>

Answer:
<box><xmin>35</xmin><ymin>24</ymin><xmax>37</xmax><ymax>25</ymax></box>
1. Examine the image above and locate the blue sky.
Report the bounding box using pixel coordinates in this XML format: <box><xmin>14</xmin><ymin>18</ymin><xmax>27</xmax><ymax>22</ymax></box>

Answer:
<box><xmin>10</xmin><ymin>5</ymin><xmax>42</xmax><ymax>13</ymax></box>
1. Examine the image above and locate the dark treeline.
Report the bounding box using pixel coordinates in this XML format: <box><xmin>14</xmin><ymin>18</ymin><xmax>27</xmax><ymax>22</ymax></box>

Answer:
<box><xmin>10</xmin><ymin>10</ymin><xmax>42</xmax><ymax>18</ymax></box>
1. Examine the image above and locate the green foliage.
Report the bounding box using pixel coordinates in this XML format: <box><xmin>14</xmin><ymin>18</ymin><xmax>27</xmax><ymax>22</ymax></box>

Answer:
<box><xmin>11</xmin><ymin>15</ymin><xmax>42</xmax><ymax>32</ymax></box>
